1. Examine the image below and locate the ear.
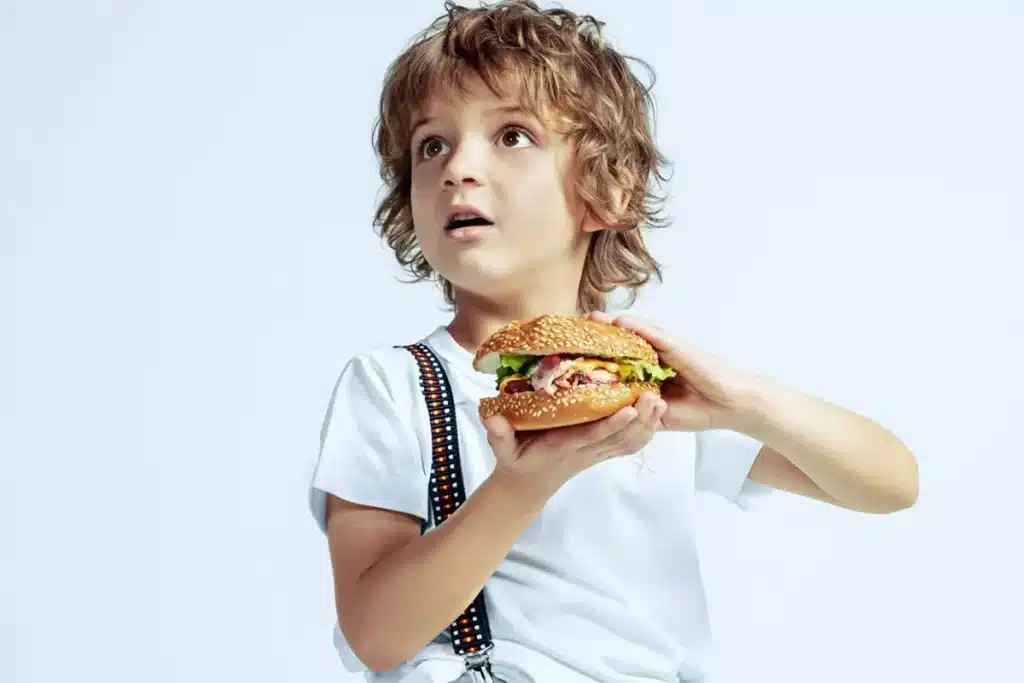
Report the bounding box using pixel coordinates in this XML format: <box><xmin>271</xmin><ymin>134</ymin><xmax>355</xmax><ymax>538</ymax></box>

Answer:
<box><xmin>580</xmin><ymin>213</ymin><xmax>604</xmax><ymax>234</ymax></box>
<box><xmin>581</xmin><ymin>187</ymin><xmax>630</xmax><ymax>233</ymax></box>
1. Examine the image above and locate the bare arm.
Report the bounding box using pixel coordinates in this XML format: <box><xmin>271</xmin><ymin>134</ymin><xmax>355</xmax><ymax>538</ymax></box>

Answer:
<box><xmin>325</xmin><ymin>472</ymin><xmax>547</xmax><ymax>672</ymax></box>
<box><xmin>737</xmin><ymin>379</ymin><xmax>919</xmax><ymax>514</ymax></box>
<box><xmin>579</xmin><ymin>311</ymin><xmax>918</xmax><ymax>515</ymax></box>
<box><xmin>324</xmin><ymin>396</ymin><xmax>664</xmax><ymax>672</ymax></box>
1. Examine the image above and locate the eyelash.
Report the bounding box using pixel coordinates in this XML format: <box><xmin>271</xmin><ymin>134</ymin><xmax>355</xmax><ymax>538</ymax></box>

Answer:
<box><xmin>415</xmin><ymin>124</ymin><xmax>537</xmax><ymax>160</ymax></box>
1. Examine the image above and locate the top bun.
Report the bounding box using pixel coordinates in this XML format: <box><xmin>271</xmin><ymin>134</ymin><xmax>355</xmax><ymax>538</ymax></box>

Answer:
<box><xmin>472</xmin><ymin>314</ymin><xmax>658</xmax><ymax>373</ymax></box>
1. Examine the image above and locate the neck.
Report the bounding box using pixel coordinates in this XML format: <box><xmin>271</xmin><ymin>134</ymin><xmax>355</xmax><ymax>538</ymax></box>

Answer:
<box><xmin>447</xmin><ymin>277</ymin><xmax>585</xmax><ymax>353</ymax></box>
<box><xmin>446</xmin><ymin>228</ymin><xmax>597</xmax><ymax>353</ymax></box>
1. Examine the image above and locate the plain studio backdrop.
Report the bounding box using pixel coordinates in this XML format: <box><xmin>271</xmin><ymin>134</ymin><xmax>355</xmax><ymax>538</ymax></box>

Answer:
<box><xmin>3</xmin><ymin>0</ymin><xmax>1022</xmax><ymax>681</ymax></box>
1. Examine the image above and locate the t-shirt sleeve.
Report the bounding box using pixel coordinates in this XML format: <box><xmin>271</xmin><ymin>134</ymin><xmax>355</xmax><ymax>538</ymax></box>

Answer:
<box><xmin>694</xmin><ymin>429</ymin><xmax>772</xmax><ymax>509</ymax></box>
<box><xmin>308</xmin><ymin>352</ymin><xmax>428</xmax><ymax>534</ymax></box>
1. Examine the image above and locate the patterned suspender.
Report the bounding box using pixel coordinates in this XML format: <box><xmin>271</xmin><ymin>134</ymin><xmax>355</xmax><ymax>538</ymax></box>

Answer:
<box><xmin>399</xmin><ymin>343</ymin><xmax>497</xmax><ymax>681</ymax></box>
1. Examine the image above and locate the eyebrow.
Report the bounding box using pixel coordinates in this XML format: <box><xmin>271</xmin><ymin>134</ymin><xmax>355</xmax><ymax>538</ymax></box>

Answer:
<box><xmin>410</xmin><ymin>105</ymin><xmax>533</xmax><ymax>139</ymax></box>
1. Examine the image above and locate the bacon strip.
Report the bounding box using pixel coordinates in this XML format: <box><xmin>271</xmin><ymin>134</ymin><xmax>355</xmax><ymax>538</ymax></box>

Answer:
<box><xmin>500</xmin><ymin>355</ymin><xmax>621</xmax><ymax>395</ymax></box>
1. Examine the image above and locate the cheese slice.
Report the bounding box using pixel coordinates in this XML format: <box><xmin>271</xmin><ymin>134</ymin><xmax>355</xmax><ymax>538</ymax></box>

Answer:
<box><xmin>572</xmin><ymin>358</ymin><xmax>620</xmax><ymax>374</ymax></box>
<box><xmin>498</xmin><ymin>374</ymin><xmax>527</xmax><ymax>392</ymax></box>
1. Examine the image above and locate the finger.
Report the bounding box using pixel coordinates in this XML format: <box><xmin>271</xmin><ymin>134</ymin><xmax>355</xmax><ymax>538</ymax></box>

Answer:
<box><xmin>585</xmin><ymin>310</ymin><xmax>615</xmax><ymax>324</ymax></box>
<box><xmin>633</xmin><ymin>392</ymin><xmax>660</xmax><ymax>422</ymax></box>
<box><xmin>612</xmin><ymin>316</ymin><xmax>707</xmax><ymax>375</ymax></box>
<box><xmin>589</xmin><ymin>394</ymin><xmax>661</xmax><ymax>458</ymax></box>
<box><xmin>652</xmin><ymin>398</ymin><xmax>668</xmax><ymax>431</ymax></box>
<box><xmin>483</xmin><ymin>415</ymin><xmax>518</xmax><ymax>463</ymax></box>
<box><xmin>643</xmin><ymin>395</ymin><xmax>667</xmax><ymax>424</ymax></box>
<box><xmin>558</xmin><ymin>404</ymin><xmax>638</xmax><ymax>450</ymax></box>
<box><xmin>621</xmin><ymin>394</ymin><xmax>661</xmax><ymax>441</ymax></box>
<box><xmin>612</xmin><ymin>315</ymin><xmax>673</xmax><ymax>351</ymax></box>
<box><xmin>594</xmin><ymin>419</ymin><xmax>657</xmax><ymax>460</ymax></box>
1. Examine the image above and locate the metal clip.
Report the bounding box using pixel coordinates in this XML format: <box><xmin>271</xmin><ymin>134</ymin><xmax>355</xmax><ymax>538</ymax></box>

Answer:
<box><xmin>464</xmin><ymin>668</ymin><xmax>496</xmax><ymax>683</ymax></box>
<box><xmin>463</xmin><ymin>644</ymin><xmax>495</xmax><ymax>682</ymax></box>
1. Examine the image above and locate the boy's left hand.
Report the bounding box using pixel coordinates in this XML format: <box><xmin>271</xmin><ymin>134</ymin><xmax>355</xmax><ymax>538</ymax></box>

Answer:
<box><xmin>585</xmin><ymin>311</ymin><xmax>767</xmax><ymax>432</ymax></box>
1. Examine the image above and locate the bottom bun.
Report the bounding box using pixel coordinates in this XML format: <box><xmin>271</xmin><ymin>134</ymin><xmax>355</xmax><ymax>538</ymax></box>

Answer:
<box><xmin>478</xmin><ymin>381</ymin><xmax>661</xmax><ymax>431</ymax></box>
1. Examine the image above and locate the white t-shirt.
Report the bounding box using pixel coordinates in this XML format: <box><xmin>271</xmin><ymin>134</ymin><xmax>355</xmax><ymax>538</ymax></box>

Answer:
<box><xmin>309</xmin><ymin>325</ymin><xmax>770</xmax><ymax>683</ymax></box>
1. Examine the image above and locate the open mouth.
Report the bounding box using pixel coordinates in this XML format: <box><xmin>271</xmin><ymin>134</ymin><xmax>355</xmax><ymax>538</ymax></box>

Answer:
<box><xmin>445</xmin><ymin>213</ymin><xmax>495</xmax><ymax>231</ymax></box>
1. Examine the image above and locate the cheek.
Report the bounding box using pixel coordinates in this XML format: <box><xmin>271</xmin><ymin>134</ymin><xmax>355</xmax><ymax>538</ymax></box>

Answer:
<box><xmin>410</xmin><ymin>173</ymin><xmax>436</xmax><ymax>231</ymax></box>
<box><xmin>408</xmin><ymin>181</ymin><xmax>438</xmax><ymax>263</ymax></box>
<box><xmin>506</xmin><ymin>164</ymin><xmax>577</xmax><ymax>240</ymax></box>
<box><xmin>410</xmin><ymin>171</ymin><xmax>430</xmax><ymax>214</ymax></box>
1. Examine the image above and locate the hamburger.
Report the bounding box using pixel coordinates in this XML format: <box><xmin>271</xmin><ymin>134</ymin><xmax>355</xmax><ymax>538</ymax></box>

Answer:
<box><xmin>473</xmin><ymin>314</ymin><xmax>677</xmax><ymax>430</ymax></box>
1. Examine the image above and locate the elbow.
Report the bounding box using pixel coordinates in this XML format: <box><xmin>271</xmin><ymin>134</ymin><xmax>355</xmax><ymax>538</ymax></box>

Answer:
<box><xmin>874</xmin><ymin>482</ymin><xmax>917</xmax><ymax>514</ymax></box>
<box><xmin>892</xmin><ymin>476</ymin><xmax>919</xmax><ymax>512</ymax></box>
<box><xmin>356</xmin><ymin>648</ymin><xmax>406</xmax><ymax>674</ymax></box>
<box><xmin>896</xmin><ymin>469</ymin><xmax>919</xmax><ymax>510</ymax></box>
<box><xmin>890</xmin><ymin>445</ymin><xmax>920</xmax><ymax>511</ymax></box>
<box><xmin>853</xmin><ymin>486</ymin><xmax>917</xmax><ymax>515</ymax></box>
<box><xmin>334</xmin><ymin>575</ymin><xmax>422</xmax><ymax>672</ymax></box>
<box><xmin>341</xmin><ymin>619</ymin><xmax>410</xmax><ymax>673</ymax></box>
<box><xmin>868</xmin><ymin>450</ymin><xmax>920</xmax><ymax>514</ymax></box>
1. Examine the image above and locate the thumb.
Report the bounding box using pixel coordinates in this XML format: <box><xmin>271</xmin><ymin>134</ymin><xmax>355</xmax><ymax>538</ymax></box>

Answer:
<box><xmin>483</xmin><ymin>415</ymin><xmax>517</xmax><ymax>461</ymax></box>
<box><xmin>585</xmin><ymin>310</ymin><xmax>615</xmax><ymax>324</ymax></box>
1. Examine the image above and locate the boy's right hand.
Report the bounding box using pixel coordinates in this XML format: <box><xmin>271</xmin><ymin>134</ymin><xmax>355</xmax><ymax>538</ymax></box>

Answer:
<box><xmin>483</xmin><ymin>392</ymin><xmax>667</xmax><ymax>503</ymax></box>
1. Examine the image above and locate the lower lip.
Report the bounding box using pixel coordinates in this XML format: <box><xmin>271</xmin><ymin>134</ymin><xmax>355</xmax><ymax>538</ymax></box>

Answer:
<box><xmin>445</xmin><ymin>224</ymin><xmax>495</xmax><ymax>241</ymax></box>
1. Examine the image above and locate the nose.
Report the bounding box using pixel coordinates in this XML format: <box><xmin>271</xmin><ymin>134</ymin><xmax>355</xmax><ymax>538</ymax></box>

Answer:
<box><xmin>442</xmin><ymin>138</ymin><xmax>486</xmax><ymax>187</ymax></box>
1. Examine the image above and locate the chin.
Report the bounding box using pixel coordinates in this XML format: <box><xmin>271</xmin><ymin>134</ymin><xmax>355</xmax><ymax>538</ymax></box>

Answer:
<box><xmin>435</xmin><ymin>257</ymin><xmax>527</xmax><ymax>297</ymax></box>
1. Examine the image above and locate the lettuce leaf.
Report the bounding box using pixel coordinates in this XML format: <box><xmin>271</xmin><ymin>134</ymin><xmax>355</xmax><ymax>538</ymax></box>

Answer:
<box><xmin>618</xmin><ymin>358</ymin><xmax>676</xmax><ymax>382</ymax></box>
<box><xmin>495</xmin><ymin>354</ymin><xmax>541</xmax><ymax>388</ymax></box>
<box><xmin>498</xmin><ymin>354</ymin><xmax>533</xmax><ymax>373</ymax></box>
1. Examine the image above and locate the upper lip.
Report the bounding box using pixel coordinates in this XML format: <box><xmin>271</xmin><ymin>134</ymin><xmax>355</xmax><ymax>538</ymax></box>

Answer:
<box><xmin>444</xmin><ymin>204</ymin><xmax>494</xmax><ymax>227</ymax></box>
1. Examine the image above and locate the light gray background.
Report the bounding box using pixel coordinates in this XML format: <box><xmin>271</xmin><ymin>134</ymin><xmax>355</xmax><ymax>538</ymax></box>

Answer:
<box><xmin>4</xmin><ymin>1</ymin><xmax>1022</xmax><ymax>682</ymax></box>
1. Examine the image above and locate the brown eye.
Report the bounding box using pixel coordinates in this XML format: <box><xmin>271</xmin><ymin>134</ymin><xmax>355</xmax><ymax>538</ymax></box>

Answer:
<box><xmin>420</xmin><ymin>137</ymin><xmax>448</xmax><ymax>159</ymax></box>
<box><xmin>500</xmin><ymin>128</ymin><xmax>532</xmax><ymax>148</ymax></box>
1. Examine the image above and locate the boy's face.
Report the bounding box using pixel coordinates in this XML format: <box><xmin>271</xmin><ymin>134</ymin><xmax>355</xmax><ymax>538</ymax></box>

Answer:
<box><xmin>409</xmin><ymin>74</ymin><xmax>594</xmax><ymax>303</ymax></box>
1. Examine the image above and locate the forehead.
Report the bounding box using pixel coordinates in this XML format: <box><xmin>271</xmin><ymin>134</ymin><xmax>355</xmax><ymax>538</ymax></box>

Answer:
<box><xmin>414</xmin><ymin>72</ymin><xmax>528</xmax><ymax>121</ymax></box>
<box><xmin>407</xmin><ymin>68</ymin><xmax>571</xmax><ymax>137</ymax></box>
<box><xmin>420</xmin><ymin>78</ymin><xmax>496</xmax><ymax>115</ymax></box>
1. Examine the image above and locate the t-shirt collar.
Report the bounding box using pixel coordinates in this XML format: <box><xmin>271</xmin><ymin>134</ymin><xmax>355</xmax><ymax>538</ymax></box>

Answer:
<box><xmin>423</xmin><ymin>324</ymin><xmax>497</xmax><ymax>402</ymax></box>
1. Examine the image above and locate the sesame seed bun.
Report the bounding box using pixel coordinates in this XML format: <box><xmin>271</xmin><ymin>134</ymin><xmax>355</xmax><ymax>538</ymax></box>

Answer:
<box><xmin>479</xmin><ymin>381</ymin><xmax>662</xmax><ymax>431</ymax></box>
<box><xmin>472</xmin><ymin>315</ymin><xmax>668</xmax><ymax>431</ymax></box>
<box><xmin>472</xmin><ymin>314</ymin><xmax>658</xmax><ymax>373</ymax></box>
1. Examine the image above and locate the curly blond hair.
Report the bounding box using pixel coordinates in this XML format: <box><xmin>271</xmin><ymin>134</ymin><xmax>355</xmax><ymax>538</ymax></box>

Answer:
<box><xmin>372</xmin><ymin>0</ymin><xmax>671</xmax><ymax>312</ymax></box>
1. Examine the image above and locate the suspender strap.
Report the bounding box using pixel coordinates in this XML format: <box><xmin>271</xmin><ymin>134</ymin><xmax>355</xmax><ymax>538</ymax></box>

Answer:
<box><xmin>399</xmin><ymin>343</ymin><xmax>496</xmax><ymax>678</ymax></box>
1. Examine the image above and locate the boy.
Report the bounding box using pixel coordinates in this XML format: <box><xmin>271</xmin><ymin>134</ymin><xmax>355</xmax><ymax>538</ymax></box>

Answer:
<box><xmin>308</xmin><ymin>2</ymin><xmax>919</xmax><ymax>682</ymax></box>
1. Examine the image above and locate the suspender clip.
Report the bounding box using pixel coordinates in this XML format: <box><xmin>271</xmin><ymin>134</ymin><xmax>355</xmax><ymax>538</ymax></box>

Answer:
<box><xmin>464</xmin><ymin>643</ymin><xmax>496</xmax><ymax>681</ymax></box>
<box><xmin>464</xmin><ymin>643</ymin><xmax>493</xmax><ymax>669</ymax></box>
